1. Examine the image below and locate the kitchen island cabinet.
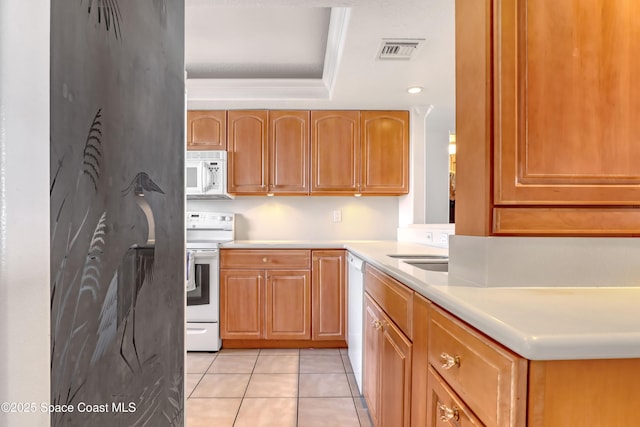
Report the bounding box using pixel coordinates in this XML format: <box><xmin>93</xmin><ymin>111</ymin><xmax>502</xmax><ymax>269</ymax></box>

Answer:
<box><xmin>364</xmin><ymin>266</ymin><xmax>413</xmax><ymax>427</ymax></box>
<box><xmin>456</xmin><ymin>0</ymin><xmax>640</xmax><ymax>235</ymax></box>
<box><xmin>356</xmin><ymin>248</ymin><xmax>639</xmax><ymax>427</ymax></box>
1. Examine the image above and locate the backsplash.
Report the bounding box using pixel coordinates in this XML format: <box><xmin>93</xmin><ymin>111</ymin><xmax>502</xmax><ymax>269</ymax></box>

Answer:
<box><xmin>188</xmin><ymin>196</ymin><xmax>398</xmax><ymax>240</ymax></box>
<box><xmin>397</xmin><ymin>223</ymin><xmax>455</xmax><ymax>248</ymax></box>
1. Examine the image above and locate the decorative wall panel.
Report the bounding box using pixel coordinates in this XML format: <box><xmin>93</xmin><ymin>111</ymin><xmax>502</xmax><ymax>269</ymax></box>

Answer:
<box><xmin>50</xmin><ymin>1</ymin><xmax>185</xmax><ymax>425</ymax></box>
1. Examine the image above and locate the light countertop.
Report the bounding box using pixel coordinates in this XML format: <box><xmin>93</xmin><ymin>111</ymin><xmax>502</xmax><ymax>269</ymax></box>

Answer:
<box><xmin>220</xmin><ymin>240</ymin><xmax>640</xmax><ymax>361</ymax></box>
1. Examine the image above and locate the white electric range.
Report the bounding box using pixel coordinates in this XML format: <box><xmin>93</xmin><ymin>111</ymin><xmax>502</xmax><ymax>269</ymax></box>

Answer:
<box><xmin>186</xmin><ymin>211</ymin><xmax>234</xmax><ymax>351</ymax></box>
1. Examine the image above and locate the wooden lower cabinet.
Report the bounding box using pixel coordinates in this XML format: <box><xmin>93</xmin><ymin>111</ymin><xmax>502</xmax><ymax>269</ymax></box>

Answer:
<box><xmin>429</xmin><ymin>306</ymin><xmax>526</xmax><ymax>426</ymax></box>
<box><xmin>265</xmin><ymin>270</ymin><xmax>311</xmax><ymax>340</ymax></box>
<box><xmin>312</xmin><ymin>250</ymin><xmax>346</xmax><ymax>340</ymax></box>
<box><xmin>411</xmin><ymin>293</ymin><xmax>431</xmax><ymax>427</ymax></box>
<box><xmin>220</xmin><ymin>249</ymin><xmax>345</xmax><ymax>347</ymax></box>
<box><xmin>362</xmin><ymin>266</ymin><xmax>640</xmax><ymax>427</ymax></box>
<box><xmin>528</xmin><ymin>359</ymin><xmax>640</xmax><ymax>427</ymax></box>
<box><xmin>364</xmin><ymin>297</ymin><xmax>382</xmax><ymax>426</ymax></box>
<box><xmin>220</xmin><ymin>269</ymin><xmax>263</xmax><ymax>339</ymax></box>
<box><xmin>426</xmin><ymin>367</ymin><xmax>483</xmax><ymax>426</ymax></box>
<box><xmin>364</xmin><ymin>293</ymin><xmax>412</xmax><ymax>427</ymax></box>
<box><xmin>220</xmin><ymin>269</ymin><xmax>310</xmax><ymax>340</ymax></box>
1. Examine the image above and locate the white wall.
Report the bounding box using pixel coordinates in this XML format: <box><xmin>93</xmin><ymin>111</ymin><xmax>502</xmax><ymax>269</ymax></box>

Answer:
<box><xmin>0</xmin><ymin>1</ymin><xmax>51</xmax><ymax>426</ymax></box>
<box><xmin>424</xmin><ymin>105</ymin><xmax>455</xmax><ymax>224</ymax></box>
<box><xmin>188</xmin><ymin>196</ymin><xmax>398</xmax><ymax>240</ymax></box>
<box><xmin>399</xmin><ymin>106</ymin><xmax>430</xmax><ymax>226</ymax></box>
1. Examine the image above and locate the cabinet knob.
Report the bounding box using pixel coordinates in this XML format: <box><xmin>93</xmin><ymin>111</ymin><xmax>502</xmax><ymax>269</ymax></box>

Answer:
<box><xmin>440</xmin><ymin>352</ymin><xmax>461</xmax><ymax>370</ymax></box>
<box><xmin>262</xmin><ymin>257</ymin><xmax>268</xmax><ymax>263</ymax></box>
<box><xmin>437</xmin><ymin>402</ymin><xmax>459</xmax><ymax>422</ymax></box>
<box><xmin>371</xmin><ymin>319</ymin><xmax>382</xmax><ymax>331</ymax></box>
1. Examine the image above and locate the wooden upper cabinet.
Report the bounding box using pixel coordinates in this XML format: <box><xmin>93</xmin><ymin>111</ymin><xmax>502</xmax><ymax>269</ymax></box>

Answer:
<box><xmin>495</xmin><ymin>0</ymin><xmax>640</xmax><ymax>206</ymax></box>
<box><xmin>360</xmin><ymin>111</ymin><xmax>409</xmax><ymax>195</ymax></box>
<box><xmin>187</xmin><ymin>110</ymin><xmax>227</xmax><ymax>150</ymax></box>
<box><xmin>227</xmin><ymin>110</ymin><xmax>268</xmax><ymax>194</ymax></box>
<box><xmin>457</xmin><ymin>0</ymin><xmax>640</xmax><ymax>235</ymax></box>
<box><xmin>269</xmin><ymin>111</ymin><xmax>310</xmax><ymax>194</ymax></box>
<box><xmin>311</xmin><ymin>111</ymin><xmax>360</xmax><ymax>194</ymax></box>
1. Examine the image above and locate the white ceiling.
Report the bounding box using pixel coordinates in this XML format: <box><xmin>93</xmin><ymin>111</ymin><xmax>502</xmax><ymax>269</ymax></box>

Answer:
<box><xmin>185</xmin><ymin>0</ymin><xmax>455</xmax><ymax>111</ymax></box>
<box><xmin>186</xmin><ymin>8</ymin><xmax>331</xmax><ymax>79</ymax></box>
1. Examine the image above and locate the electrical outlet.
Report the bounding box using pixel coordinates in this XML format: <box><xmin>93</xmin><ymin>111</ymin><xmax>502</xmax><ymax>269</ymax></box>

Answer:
<box><xmin>332</xmin><ymin>210</ymin><xmax>342</xmax><ymax>223</ymax></box>
<box><xmin>438</xmin><ymin>233</ymin><xmax>449</xmax><ymax>245</ymax></box>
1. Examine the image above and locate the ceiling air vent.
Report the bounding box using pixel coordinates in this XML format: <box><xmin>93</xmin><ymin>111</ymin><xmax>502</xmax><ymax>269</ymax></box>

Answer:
<box><xmin>378</xmin><ymin>39</ymin><xmax>424</xmax><ymax>60</ymax></box>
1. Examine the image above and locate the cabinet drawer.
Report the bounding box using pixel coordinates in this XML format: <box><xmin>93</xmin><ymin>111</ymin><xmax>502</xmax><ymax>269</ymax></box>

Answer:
<box><xmin>426</xmin><ymin>367</ymin><xmax>484</xmax><ymax>427</ymax></box>
<box><xmin>429</xmin><ymin>306</ymin><xmax>526</xmax><ymax>427</ymax></box>
<box><xmin>221</xmin><ymin>249</ymin><xmax>311</xmax><ymax>269</ymax></box>
<box><xmin>364</xmin><ymin>264</ymin><xmax>413</xmax><ymax>338</ymax></box>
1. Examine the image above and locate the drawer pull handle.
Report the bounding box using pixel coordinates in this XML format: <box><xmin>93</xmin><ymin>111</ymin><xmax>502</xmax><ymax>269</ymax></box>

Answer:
<box><xmin>438</xmin><ymin>402</ymin><xmax>460</xmax><ymax>422</ymax></box>
<box><xmin>371</xmin><ymin>320</ymin><xmax>383</xmax><ymax>331</ymax></box>
<box><xmin>440</xmin><ymin>352</ymin><xmax>461</xmax><ymax>369</ymax></box>
<box><xmin>262</xmin><ymin>257</ymin><xmax>268</xmax><ymax>263</ymax></box>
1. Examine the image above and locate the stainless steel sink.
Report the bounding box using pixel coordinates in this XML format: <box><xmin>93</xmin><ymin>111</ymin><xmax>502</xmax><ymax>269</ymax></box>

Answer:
<box><xmin>402</xmin><ymin>261</ymin><xmax>448</xmax><ymax>272</ymax></box>
<box><xmin>387</xmin><ymin>254</ymin><xmax>448</xmax><ymax>260</ymax></box>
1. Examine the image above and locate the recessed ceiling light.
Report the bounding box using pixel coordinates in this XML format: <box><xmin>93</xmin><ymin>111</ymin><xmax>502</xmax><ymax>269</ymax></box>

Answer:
<box><xmin>407</xmin><ymin>86</ymin><xmax>423</xmax><ymax>94</ymax></box>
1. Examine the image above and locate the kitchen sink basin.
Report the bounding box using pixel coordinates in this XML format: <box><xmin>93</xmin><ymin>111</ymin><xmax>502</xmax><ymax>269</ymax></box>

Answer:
<box><xmin>402</xmin><ymin>261</ymin><xmax>449</xmax><ymax>272</ymax></box>
<box><xmin>387</xmin><ymin>254</ymin><xmax>448</xmax><ymax>260</ymax></box>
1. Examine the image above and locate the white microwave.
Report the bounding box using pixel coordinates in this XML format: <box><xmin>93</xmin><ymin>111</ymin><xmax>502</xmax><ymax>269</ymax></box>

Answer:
<box><xmin>185</xmin><ymin>151</ymin><xmax>233</xmax><ymax>199</ymax></box>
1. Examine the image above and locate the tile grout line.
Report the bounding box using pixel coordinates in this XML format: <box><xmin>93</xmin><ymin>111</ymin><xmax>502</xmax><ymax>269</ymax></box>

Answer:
<box><xmin>296</xmin><ymin>349</ymin><xmax>301</xmax><ymax>427</ymax></box>
<box><xmin>231</xmin><ymin>349</ymin><xmax>260</xmax><ymax>426</ymax></box>
<box><xmin>186</xmin><ymin>352</ymin><xmax>217</xmax><ymax>399</ymax></box>
<box><xmin>339</xmin><ymin>349</ymin><xmax>366</xmax><ymax>427</ymax></box>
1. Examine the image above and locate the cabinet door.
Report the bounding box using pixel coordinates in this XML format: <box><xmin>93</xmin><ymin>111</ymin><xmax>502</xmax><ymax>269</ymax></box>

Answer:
<box><xmin>363</xmin><ymin>294</ymin><xmax>382</xmax><ymax>427</ymax></box>
<box><xmin>310</xmin><ymin>111</ymin><xmax>360</xmax><ymax>194</ymax></box>
<box><xmin>491</xmin><ymin>0</ymin><xmax>640</xmax><ymax>234</ymax></box>
<box><xmin>220</xmin><ymin>269</ymin><xmax>263</xmax><ymax>339</ymax></box>
<box><xmin>311</xmin><ymin>250</ymin><xmax>346</xmax><ymax>341</ymax></box>
<box><xmin>426</xmin><ymin>367</ymin><xmax>484</xmax><ymax>427</ymax></box>
<box><xmin>379</xmin><ymin>309</ymin><xmax>413</xmax><ymax>427</ymax></box>
<box><xmin>265</xmin><ymin>270</ymin><xmax>311</xmax><ymax>340</ymax></box>
<box><xmin>269</xmin><ymin>111</ymin><xmax>310</xmax><ymax>194</ymax></box>
<box><xmin>360</xmin><ymin>111</ymin><xmax>409</xmax><ymax>194</ymax></box>
<box><xmin>227</xmin><ymin>110</ymin><xmax>268</xmax><ymax>194</ymax></box>
<box><xmin>187</xmin><ymin>110</ymin><xmax>227</xmax><ymax>150</ymax></box>
<box><xmin>411</xmin><ymin>293</ymin><xmax>431</xmax><ymax>427</ymax></box>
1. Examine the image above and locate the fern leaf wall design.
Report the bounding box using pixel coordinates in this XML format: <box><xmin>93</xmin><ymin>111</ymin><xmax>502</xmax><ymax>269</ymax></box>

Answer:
<box><xmin>50</xmin><ymin>0</ymin><xmax>184</xmax><ymax>425</ymax></box>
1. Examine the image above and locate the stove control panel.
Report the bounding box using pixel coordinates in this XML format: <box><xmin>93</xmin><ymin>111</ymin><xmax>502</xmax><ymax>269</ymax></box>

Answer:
<box><xmin>186</xmin><ymin>211</ymin><xmax>235</xmax><ymax>230</ymax></box>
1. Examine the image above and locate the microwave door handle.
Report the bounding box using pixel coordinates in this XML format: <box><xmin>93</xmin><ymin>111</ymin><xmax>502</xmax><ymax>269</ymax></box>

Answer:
<box><xmin>202</xmin><ymin>163</ymin><xmax>212</xmax><ymax>192</ymax></box>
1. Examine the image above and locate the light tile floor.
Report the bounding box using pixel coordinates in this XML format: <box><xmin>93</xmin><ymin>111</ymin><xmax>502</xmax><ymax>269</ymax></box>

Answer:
<box><xmin>186</xmin><ymin>348</ymin><xmax>373</xmax><ymax>427</ymax></box>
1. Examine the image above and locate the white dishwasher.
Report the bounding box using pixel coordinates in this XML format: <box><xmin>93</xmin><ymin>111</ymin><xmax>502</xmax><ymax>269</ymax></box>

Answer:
<box><xmin>347</xmin><ymin>252</ymin><xmax>365</xmax><ymax>394</ymax></box>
